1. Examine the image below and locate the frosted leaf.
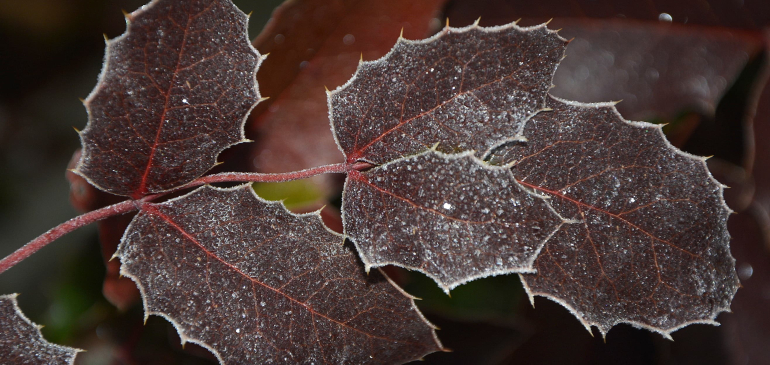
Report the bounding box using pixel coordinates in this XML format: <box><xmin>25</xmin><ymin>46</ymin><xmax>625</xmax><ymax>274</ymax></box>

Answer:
<box><xmin>0</xmin><ymin>294</ymin><xmax>81</xmax><ymax>365</ymax></box>
<box><xmin>329</xmin><ymin>21</ymin><xmax>567</xmax><ymax>165</ymax></box>
<box><xmin>343</xmin><ymin>151</ymin><xmax>563</xmax><ymax>291</ymax></box>
<box><xmin>117</xmin><ymin>185</ymin><xmax>442</xmax><ymax>364</ymax></box>
<box><xmin>75</xmin><ymin>0</ymin><xmax>263</xmax><ymax>197</ymax></box>
<box><xmin>490</xmin><ymin>96</ymin><xmax>738</xmax><ymax>337</ymax></box>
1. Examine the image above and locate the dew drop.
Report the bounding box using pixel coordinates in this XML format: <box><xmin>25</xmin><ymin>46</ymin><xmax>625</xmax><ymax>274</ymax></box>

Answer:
<box><xmin>738</xmin><ymin>263</ymin><xmax>754</xmax><ymax>280</ymax></box>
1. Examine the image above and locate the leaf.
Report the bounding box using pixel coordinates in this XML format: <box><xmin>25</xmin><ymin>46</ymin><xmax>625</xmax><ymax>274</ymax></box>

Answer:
<box><xmin>443</xmin><ymin>0</ymin><xmax>769</xmax><ymax>30</ymax></box>
<box><xmin>720</xmin><ymin>51</ymin><xmax>770</xmax><ymax>364</ymax></box>
<box><xmin>489</xmin><ymin>96</ymin><xmax>739</xmax><ymax>337</ymax></box>
<box><xmin>249</xmin><ymin>0</ymin><xmax>447</xmax><ymax>196</ymax></box>
<box><xmin>0</xmin><ymin>294</ymin><xmax>81</xmax><ymax>365</ymax></box>
<box><xmin>75</xmin><ymin>0</ymin><xmax>263</xmax><ymax>198</ymax></box>
<box><xmin>343</xmin><ymin>150</ymin><xmax>565</xmax><ymax>291</ymax></box>
<box><xmin>550</xmin><ymin>19</ymin><xmax>762</xmax><ymax>121</ymax></box>
<box><xmin>329</xmin><ymin>22</ymin><xmax>568</xmax><ymax>165</ymax></box>
<box><xmin>116</xmin><ymin>185</ymin><xmax>442</xmax><ymax>364</ymax></box>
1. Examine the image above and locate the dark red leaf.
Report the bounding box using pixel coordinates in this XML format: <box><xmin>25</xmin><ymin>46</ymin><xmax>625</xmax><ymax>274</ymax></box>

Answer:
<box><xmin>75</xmin><ymin>0</ymin><xmax>262</xmax><ymax>198</ymax></box>
<box><xmin>0</xmin><ymin>294</ymin><xmax>81</xmax><ymax>364</ymax></box>
<box><xmin>343</xmin><ymin>151</ymin><xmax>564</xmax><ymax>291</ymax></box>
<box><xmin>550</xmin><ymin>19</ymin><xmax>762</xmax><ymax>121</ymax></box>
<box><xmin>329</xmin><ymin>22</ymin><xmax>567</xmax><ymax>165</ymax></box>
<box><xmin>117</xmin><ymin>185</ymin><xmax>442</xmax><ymax>364</ymax></box>
<box><xmin>491</xmin><ymin>96</ymin><xmax>738</xmax><ymax>337</ymax></box>
<box><xmin>443</xmin><ymin>0</ymin><xmax>770</xmax><ymax>30</ymax></box>
<box><xmin>249</xmin><ymin>0</ymin><xmax>447</xmax><ymax>196</ymax></box>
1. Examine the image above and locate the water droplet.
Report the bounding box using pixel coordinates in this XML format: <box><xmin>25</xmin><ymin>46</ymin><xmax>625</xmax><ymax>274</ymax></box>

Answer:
<box><xmin>236</xmin><ymin>328</ymin><xmax>241</xmax><ymax>333</ymax></box>
<box><xmin>738</xmin><ymin>263</ymin><xmax>754</xmax><ymax>280</ymax></box>
<box><xmin>260</xmin><ymin>301</ymin><xmax>266</xmax><ymax>307</ymax></box>
<box><xmin>443</xmin><ymin>202</ymin><xmax>453</xmax><ymax>210</ymax></box>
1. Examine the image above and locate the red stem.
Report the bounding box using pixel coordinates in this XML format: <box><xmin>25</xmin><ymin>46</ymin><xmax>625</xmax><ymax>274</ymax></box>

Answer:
<box><xmin>0</xmin><ymin>162</ymin><xmax>360</xmax><ymax>274</ymax></box>
<box><xmin>182</xmin><ymin>162</ymin><xmax>351</xmax><ymax>188</ymax></box>
<box><xmin>0</xmin><ymin>199</ymin><xmax>140</xmax><ymax>275</ymax></box>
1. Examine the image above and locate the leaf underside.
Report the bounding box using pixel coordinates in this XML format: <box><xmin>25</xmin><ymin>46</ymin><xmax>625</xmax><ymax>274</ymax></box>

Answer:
<box><xmin>76</xmin><ymin>0</ymin><xmax>262</xmax><ymax>198</ymax></box>
<box><xmin>491</xmin><ymin>96</ymin><xmax>739</xmax><ymax>336</ymax></box>
<box><xmin>0</xmin><ymin>294</ymin><xmax>80</xmax><ymax>365</ymax></box>
<box><xmin>118</xmin><ymin>185</ymin><xmax>442</xmax><ymax>364</ymax></box>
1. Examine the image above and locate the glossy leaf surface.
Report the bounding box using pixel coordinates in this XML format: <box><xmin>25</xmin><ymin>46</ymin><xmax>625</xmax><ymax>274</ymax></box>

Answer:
<box><xmin>344</xmin><ymin>151</ymin><xmax>564</xmax><ymax>291</ymax></box>
<box><xmin>76</xmin><ymin>0</ymin><xmax>262</xmax><ymax>198</ymax></box>
<box><xmin>117</xmin><ymin>185</ymin><xmax>442</xmax><ymax>364</ymax></box>
<box><xmin>0</xmin><ymin>294</ymin><xmax>80</xmax><ymax>365</ymax></box>
<box><xmin>490</xmin><ymin>96</ymin><xmax>738</xmax><ymax>336</ymax></box>
<box><xmin>329</xmin><ymin>22</ymin><xmax>567</xmax><ymax>165</ymax></box>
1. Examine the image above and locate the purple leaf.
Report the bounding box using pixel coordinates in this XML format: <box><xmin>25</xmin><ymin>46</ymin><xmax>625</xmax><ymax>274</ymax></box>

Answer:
<box><xmin>0</xmin><ymin>294</ymin><xmax>81</xmax><ymax>365</ymax></box>
<box><xmin>75</xmin><ymin>0</ymin><xmax>262</xmax><ymax>198</ymax></box>
<box><xmin>117</xmin><ymin>185</ymin><xmax>442</xmax><ymax>364</ymax></box>
<box><xmin>329</xmin><ymin>22</ymin><xmax>567</xmax><ymax>165</ymax></box>
<box><xmin>343</xmin><ymin>150</ymin><xmax>564</xmax><ymax>291</ymax></box>
<box><xmin>491</xmin><ymin>96</ymin><xmax>738</xmax><ymax>337</ymax></box>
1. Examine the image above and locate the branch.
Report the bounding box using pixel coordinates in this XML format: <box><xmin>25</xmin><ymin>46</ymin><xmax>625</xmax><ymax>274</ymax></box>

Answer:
<box><xmin>0</xmin><ymin>199</ymin><xmax>140</xmax><ymax>275</ymax></box>
<box><xmin>182</xmin><ymin>162</ymin><xmax>358</xmax><ymax>188</ymax></box>
<box><xmin>0</xmin><ymin>162</ymin><xmax>365</xmax><ymax>274</ymax></box>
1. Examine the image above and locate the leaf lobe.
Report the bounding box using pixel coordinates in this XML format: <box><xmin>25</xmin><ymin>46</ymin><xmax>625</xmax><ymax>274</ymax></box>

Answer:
<box><xmin>76</xmin><ymin>0</ymin><xmax>263</xmax><ymax>198</ymax></box>
<box><xmin>329</xmin><ymin>21</ymin><xmax>568</xmax><ymax>166</ymax></box>
<box><xmin>118</xmin><ymin>185</ymin><xmax>442</xmax><ymax>364</ymax></box>
<box><xmin>492</xmin><ymin>96</ymin><xmax>739</xmax><ymax>337</ymax></box>
<box><xmin>343</xmin><ymin>150</ymin><xmax>567</xmax><ymax>292</ymax></box>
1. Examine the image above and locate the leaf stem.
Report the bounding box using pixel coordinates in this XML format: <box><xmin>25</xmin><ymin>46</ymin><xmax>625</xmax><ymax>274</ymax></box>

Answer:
<box><xmin>0</xmin><ymin>162</ymin><xmax>360</xmax><ymax>274</ymax></box>
<box><xmin>0</xmin><ymin>199</ymin><xmax>140</xmax><ymax>275</ymax></box>
<box><xmin>183</xmin><ymin>162</ymin><xmax>352</xmax><ymax>188</ymax></box>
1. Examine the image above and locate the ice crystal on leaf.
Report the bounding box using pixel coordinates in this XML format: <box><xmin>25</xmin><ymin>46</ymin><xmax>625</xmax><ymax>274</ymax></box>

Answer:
<box><xmin>117</xmin><ymin>185</ymin><xmax>442</xmax><ymax>364</ymax></box>
<box><xmin>331</xmin><ymin>21</ymin><xmax>737</xmax><ymax>337</ymax></box>
<box><xmin>0</xmin><ymin>294</ymin><xmax>81</xmax><ymax>365</ymax></box>
<box><xmin>75</xmin><ymin>0</ymin><xmax>262</xmax><ymax>198</ymax></box>
<box><xmin>23</xmin><ymin>0</ymin><xmax>736</xmax><ymax>362</ymax></box>
<box><xmin>489</xmin><ymin>96</ymin><xmax>738</xmax><ymax>337</ymax></box>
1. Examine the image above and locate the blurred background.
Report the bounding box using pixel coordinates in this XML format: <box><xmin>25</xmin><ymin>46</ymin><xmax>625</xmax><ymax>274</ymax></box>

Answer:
<box><xmin>1</xmin><ymin>0</ymin><xmax>769</xmax><ymax>364</ymax></box>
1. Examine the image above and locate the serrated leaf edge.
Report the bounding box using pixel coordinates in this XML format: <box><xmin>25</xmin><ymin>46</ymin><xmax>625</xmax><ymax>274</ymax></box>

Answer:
<box><xmin>73</xmin><ymin>0</ymin><xmax>265</xmax><ymax>197</ymax></box>
<box><xmin>342</xmin><ymin>149</ymin><xmax>580</xmax><ymax>294</ymax></box>
<box><xmin>0</xmin><ymin>293</ymin><xmax>83</xmax><ymax>364</ymax></box>
<box><xmin>327</xmin><ymin>20</ymin><xmax>568</xmax><ymax>165</ymax></box>
<box><xmin>518</xmin><ymin>95</ymin><xmax>738</xmax><ymax>340</ymax></box>
<box><xmin>117</xmin><ymin>184</ymin><xmax>444</xmax><ymax>364</ymax></box>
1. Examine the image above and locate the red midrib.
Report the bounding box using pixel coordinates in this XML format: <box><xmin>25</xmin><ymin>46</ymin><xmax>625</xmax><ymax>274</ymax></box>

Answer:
<box><xmin>351</xmin><ymin>43</ymin><xmax>562</xmax><ymax>159</ymax></box>
<box><xmin>142</xmin><ymin>204</ymin><xmax>413</xmax><ymax>344</ymax></box>
<box><xmin>134</xmin><ymin>19</ymin><xmax>191</xmax><ymax>199</ymax></box>
<box><xmin>515</xmin><ymin>179</ymin><xmax>695</xmax><ymax>256</ymax></box>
